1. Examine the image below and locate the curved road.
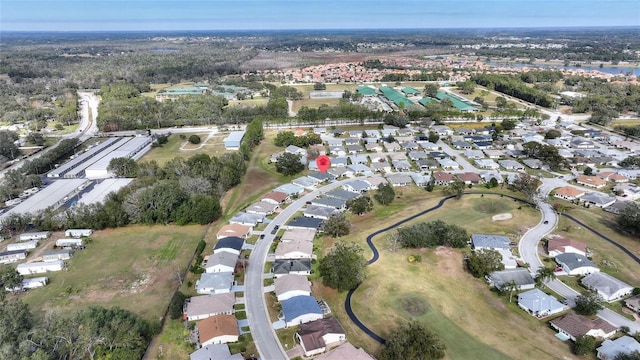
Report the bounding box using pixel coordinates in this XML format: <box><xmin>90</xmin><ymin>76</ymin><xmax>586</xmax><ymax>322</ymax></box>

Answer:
<box><xmin>245</xmin><ymin>178</ymin><xmax>363</xmax><ymax>360</ymax></box>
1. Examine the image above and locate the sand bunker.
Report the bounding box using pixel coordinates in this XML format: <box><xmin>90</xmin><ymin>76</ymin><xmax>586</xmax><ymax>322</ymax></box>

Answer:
<box><xmin>492</xmin><ymin>213</ymin><xmax>513</xmax><ymax>221</ymax></box>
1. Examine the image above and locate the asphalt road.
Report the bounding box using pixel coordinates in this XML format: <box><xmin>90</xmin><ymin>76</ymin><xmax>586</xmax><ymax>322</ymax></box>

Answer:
<box><xmin>244</xmin><ymin>178</ymin><xmax>358</xmax><ymax>360</ymax></box>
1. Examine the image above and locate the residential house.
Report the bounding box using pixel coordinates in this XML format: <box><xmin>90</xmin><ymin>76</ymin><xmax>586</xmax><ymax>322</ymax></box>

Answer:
<box><xmin>452</xmin><ymin>141</ymin><xmax>473</xmax><ymax>150</ymax></box>
<box><xmin>288</xmin><ymin>217</ymin><xmax>323</xmax><ymax>231</ymax></box>
<box><xmin>548</xmin><ymin>238</ymin><xmax>587</xmax><ymax>257</ymax></box>
<box><xmin>196</xmin><ymin>272</ymin><xmax>234</xmax><ymax>294</ymax></box>
<box><xmin>326</xmin><ymin>189</ymin><xmax>360</xmax><ymax>202</ymax></box>
<box><xmin>437</xmin><ymin>158</ymin><xmax>459</xmax><ymax>169</ymax></box>
<box><xmin>293</xmin><ymin>176</ymin><xmax>321</xmax><ymax>189</ymax></box>
<box><xmin>281</xmin><ymin>295</ymin><xmax>324</xmax><ymax>328</ymax></box>
<box><xmin>18</xmin><ymin>232</ymin><xmax>50</xmax><ymax>241</ymax></box>
<box><xmin>499</xmin><ymin>160</ymin><xmax>525</xmax><ymax>171</ymax></box>
<box><xmin>483</xmin><ymin>150</ymin><xmax>505</xmax><ymax>159</ymax></box>
<box><xmin>363</xmin><ymin>176</ymin><xmax>388</xmax><ymax>190</ymax></box>
<box><xmin>392</xmin><ymin>160</ymin><xmax>412</xmax><ymax>172</ymax></box>
<box><xmin>604</xmin><ymin>201</ymin><xmax>630</xmax><ymax>215</ymax></box>
<box><xmin>262</xmin><ymin>191</ymin><xmax>290</xmax><ymax>205</ymax></box>
<box><xmin>581</xmin><ymin>272</ymin><xmax>634</xmax><ymax>302</ymax></box>
<box><xmin>429</xmin><ymin>151</ymin><xmax>450</xmax><ymax>159</ymax></box>
<box><xmin>7</xmin><ymin>240</ymin><xmax>38</xmax><ymax>252</ymax></box>
<box><xmin>409</xmin><ymin>172</ymin><xmax>430</xmax><ymax>186</ymax></box>
<box><xmin>348</xmin><ymin>154</ymin><xmax>369</xmax><ymax>165</ymax></box>
<box><xmin>432</xmin><ymin>171</ymin><xmax>455</xmax><ymax>185</ymax></box>
<box><xmin>272</xmin><ymin>259</ymin><xmax>312</xmax><ymax>278</ymax></box>
<box><xmin>56</xmin><ymin>238</ymin><xmax>83</xmax><ymax>247</ymax></box>
<box><xmin>296</xmin><ymin>317</ymin><xmax>347</xmax><ymax>357</ymax></box>
<box><xmin>365</xmin><ymin>130</ymin><xmax>380</xmax><ymax>138</ymax></box>
<box><xmin>555</xmin><ymin>253</ymin><xmax>599</xmax><ymax>276</ymax></box>
<box><xmin>471</xmin><ymin>234</ymin><xmax>510</xmax><ymax>251</ymax></box>
<box><xmin>274</xmin><ymin>184</ymin><xmax>305</xmax><ymax>196</ymax></box>
<box><xmin>581</xmin><ymin>193</ymin><xmax>616</xmax><ymax>208</ymax></box>
<box><xmin>311</xmin><ymin>197</ymin><xmax>347</xmax><ymax>211</ymax></box>
<box><xmin>487</xmin><ymin>268</ymin><xmax>535</xmax><ymax>291</ymax></box>
<box><xmin>343</xmin><ymin>180</ymin><xmax>370</xmax><ymax>193</ymax></box>
<box><xmin>431</xmin><ymin>125</ymin><xmax>454</xmax><ymax>137</ymax></box>
<box><xmin>308</xmin><ymin>171</ymin><xmax>336</xmax><ymax>183</ymax></box>
<box><xmin>204</xmin><ymin>252</ymin><xmax>238</xmax><ymax>273</ymax></box>
<box><xmin>280</xmin><ymin>228</ymin><xmax>316</xmax><ymax>243</ymax></box>
<box><xmin>576</xmin><ymin>175</ymin><xmax>607</xmax><ymax>189</ymax></box>
<box><xmin>328</xmin><ymin>167</ymin><xmax>353</xmax><ymax>178</ymax></box>
<box><xmin>464</xmin><ymin>150</ymin><xmax>485</xmax><ymax>159</ymax></box>
<box><xmin>184</xmin><ymin>293</ymin><xmax>235</xmax><ymax>321</ymax></box>
<box><xmin>313</xmin><ymin>342</ymin><xmax>375</xmax><ymax>360</ymax></box>
<box><xmin>418</xmin><ymin>141</ymin><xmax>439</xmax><ymax>151</ymax></box>
<box><xmin>196</xmin><ymin>314</ymin><xmax>239</xmax><ymax>346</ymax></box>
<box><xmin>274</xmin><ymin>274</ymin><xmax>312</xmax><ymax>301</ymax></box>
<box><xmin>229</xmin><ymin>212</ymin><xmax>265</xmax><ymax>227</ymax></box>
<box><xmin>554</xmin><ymin>186</ymin><xmax>586</xmax><ymax>201</ymax></box>
<box><xmin>383</xmin><ymin>142</ymin><xmax>401</xmax><ymax>152</ymax></box>
<box><xmin>613</xmin><ymin>183</ymin><xmax>640</xmax><ymax>201</ymax></box>
<box><xmin>385</xmin><ymin>173</ymin><xmax>413</xmax><ymax>187</ymax></box>
<box><xmin>625</xmin><ymin>294</ymin><xmax>640</xmax><ymax>313</ymax></box>
<box><xmin>480</xmin><ymin>171</ymin><xmax>504</xmax><ymax>184</ymax></box>
<box><xmin>285</xmin><ymin>145</ymin><xmax>307</xmax><ymax>157</ymax></box>
<box><xmin>551</xmin><ymin>313</ymin><xmax>617</xmax><ymax>342</ymax></box>
<box><xmin>597</xmin><ymin>336</ymin><xmax>640</xmax><ymax>360</ymax></box>
<box><xmin>456</xmin><ymin>172</ymin><xmax>482</xmax><ymax>185</ymax></box>
<box><xmin>517</xmin><ymin>289</ymin><xmax>565</xmax><ymax>317</ymax></box>
<box><xmin>245</xmin><ymin>201</ymin><xmax>278</xmax><ymax>215</ymax></box>
<box><xmin>64</xmin><ymin>229</ymin><xmax>92</xmax><ymax>238</ymax></box>
<box><xmin>16</xmin><ymin>261</ymin><xmax>64</xmax><ymax>275</ymax></box>
<box><xmin>522</xmin><ymin>159</ymin><xmax>543</xmax><ymax>169</ymax></box>
<box><xmin>42</xmin><ymin>249</ymin><xmax>73</xmax><ymax>262</ymax></box>
<box><xmin>189</xmin><ymin>344</ymin><xmax>243</xmax><ymax>360</ymax></box>
<box><xmin>0</xmin><ymin>250</ymin><xmax>28</xmax><ymax>264</ymax></box>
<box><xmin>475</xmin><ymin>159</ymin><xmax>500</xmax><ymax>170</ymax></box>
<box><xmin>408</xmin><ymin>151</ymin><xmax>428</xmax><ymax>161</ymax></box>
<box><xmin>275</xmin><ymin>239</ymin><xmax>313</xmax><ymax>259</ymax></box>
<box><xmin>216</xmin><ymin>224</ymin><xmax>252</xmax><ymax>240</ymax></box>
<box><xmin>346</xmin><ymin>144</ymin><xmax>365</xmax><ymax>154</ymax></box>
<box><xmin>415</xmin><ymin>159</ymin><xmax>439</xmax><ymax>171</ymax></box>
<box><xmin>365</xmin><ymin>143</ymin><xmax>383</xmax><ymax>152</ymax></box>
<box><xmin>213</xmin><ymin>237</ymin><xmax>244</xmax><ymax>256</ymax></box>
<box><xmin>304</xmin><ymin>205</ymin><xmax>337</xmax><ymax>220</ymax></box>
<box><xmin>347</xmin><ymin>164</ymin><xmax>372</xmax><ymax>175</ymax></box>
<box><xmin>21</xmin><ymin>277</ymin><xmax>48</xmax><ymax>290</ymax></box>
<box><xmin>571</xmin><ymin>137</ymin><xmax>596</xmax><ymax>149</ymax></box>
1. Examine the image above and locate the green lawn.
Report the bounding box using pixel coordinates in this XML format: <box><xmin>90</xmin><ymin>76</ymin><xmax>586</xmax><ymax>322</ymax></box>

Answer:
<box><xmin>139</xmin><ymin>132</ymin><xmax>230</xmax><ymax>165</ymax></box>
<box><xmin>20</xmin><ymin>224</ymin><xmax>205</xmax><ymax>322</ymax></box>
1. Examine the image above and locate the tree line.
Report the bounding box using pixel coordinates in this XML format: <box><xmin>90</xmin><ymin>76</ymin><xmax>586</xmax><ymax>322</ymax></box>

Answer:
<box><xmin>471</xmin><ymin>74</ymin><xmax>555</xmax><ymax>108</ymax></box>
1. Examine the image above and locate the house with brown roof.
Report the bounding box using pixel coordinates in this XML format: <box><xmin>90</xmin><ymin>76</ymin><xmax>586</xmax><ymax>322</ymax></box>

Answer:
<box><xmin>547</xmin><ymin>237</ymin><xmax>587</xmax><ymax>257</ymax></box>
<box><xmin>554</xmin><ymin>186</ymin><xmax>586</xmax><ymax>201</ymax></box>
<box><xmin>261</xmin><ymin>191</ymin><xmax>290</xmax><ymax>205</ymax></box>
<box><xmin>432</xmin><ymin>171</ymin><xmax>455</xmax><ymax>185</ymax></box>
<box><xmin>216</xmin><ymin>224</ymin><xmax>252</xmax><ymax>240</ymax></box>
<box><xmin>598</xmin><ymin>172</ymin><xmax>629</xmax><ymax>183</ymax></box>
<box><xmin>313</xmin><ymin>342</ymin><xmax>375</xmax><ymax>360</ymax></box>
<box><xmin>296</xmin><ymin>317</ymin><xmax>347</xmax><ymax>357</ymax></box>
<box><xmin>550</xmin><ymin>313</ymin><xmax>617</xmax><ymax>342</ymax></box>
<box><xmin>184</xmin><ymin>293</ymin><xmax>235</xmax><ymax>321</ymax></box>
<box><xmin>196</xmin><ymin>314</ymin><xmax>239</xmax><ymax>346</ymax></box>
<box><xmin>576</xmin><ymin>175</ymin><xmax>607</xmax><ymax>189</ymax></box>
<box><xmin>456</xmin><ymin>172</ymin><xmax>482</xmax><ymax>185</ymax></box>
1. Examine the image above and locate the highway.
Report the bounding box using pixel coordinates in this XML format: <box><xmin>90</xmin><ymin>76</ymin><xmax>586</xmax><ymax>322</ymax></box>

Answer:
<box><xmin>244</xmin><ymin>178</ymin><xmax>358</xmax><ymax>360</ymax></box>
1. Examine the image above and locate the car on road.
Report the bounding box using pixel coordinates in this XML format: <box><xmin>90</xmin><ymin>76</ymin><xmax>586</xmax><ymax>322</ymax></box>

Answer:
<box><xmin>543</xmin><ymin>220</ymin><xmax>549</xmax><ymax>224</ymax></box>
<box><xmin>260</xmin><ymin>234</ymin><xmax>265</xmax><ymax>239</ymax></box>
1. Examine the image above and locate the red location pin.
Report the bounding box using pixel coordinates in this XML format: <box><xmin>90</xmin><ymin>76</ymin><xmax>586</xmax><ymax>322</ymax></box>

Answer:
<box><xmin>316</xmin><ymin>155</ymin><xmax>331</xmax><ymax>173</ymax></box>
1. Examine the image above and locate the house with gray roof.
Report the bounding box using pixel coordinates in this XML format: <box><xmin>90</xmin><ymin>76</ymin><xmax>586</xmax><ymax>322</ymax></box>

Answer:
<box><xmin>348</xmin><ymin>154</ymin><xmax>369</xmax><ymax>165</ymax></box>
<box><xmin>418</xmin><ymin>141</ymin><xmax>439</xmax><ymax>151</ymax></box>
<box><xmin>517</xmin><ymin>288</ymin><xmax>565</xmax><ymax>317</ymax></box>
<box><xmin>331</xmin><ymin>157</ymin><xmax>348</xmax><ymax>167</ymax></box>
<box><xmin>581</xmin><ymin>272</ymin><xmax>633</xmax><ymax>302</ymax></box>
<box><xmin>229</xmin><ymin>212</ymin><xmax>265</xmax><ymax>227</ymax></box>
<box><xmin>471</xmin><ymin>234</ymin><xmax>510</xmax><ymax>250</ymax></box>
<box><xmin>452</xmin><ymin>141</ymin><xmax>473</xmax><ymax>150</ymax></box>
<box><xmin>293</xmin><ymin>176</ymin><xmax>321</xmax><ymax>189</ymax></box>
<box><xmin>204</xmin><ymin>252</ymin><xmax>238</xmax><ymax>273</ymax></box>
<box><xmin>488</xmin><ymin>269</ymin><xmax>535</xmax><ymax>291</ymax></box>
<box><xmin>385</xmin><ymin>173</ymin><xmax>413</xmax><ymax>187</ymax></box>
<box><xmin>185</xmin><ymin>293</ymin><xmax>236</xmax><ymax>321</ymax></box>
<box><xmin>391</xmin><ymin>160</ymin><xmax>412</xmax><ymax>172</ymax></box>
<box><xmin>42</xmin><ymin>249</ymin><xmax>73</xmax><ymax>262</ymax></box>
<box><xmin>475</xmin><ymin>159</ymin><xmax>500</xmax><ymax>170</ymax></box>
<box><xmin>409</xmin><ymin>172</ymin><xmax>430</xmax><ymax>187</ymax></box>
<box><xmin>499</xmin><ymin>159</ymin><xmax>525</xmax><ymax>171</ymax></box>
<box><xmin>580</xmin><ymin>193</ymin><xmax>616</xmax><ymax>208</ymax></box>
<box><xmin>522</xmin><ymin>159</ymin><xmax>542</xmax><ymax>169</ymax></box>
<box><xmin>437</xmin><ymin>158</ymin><xmax>459</xmax><ymax>169</ymax></box>
<box><xmin>555</xmin><ymin>253</ymin><xmax>599</xmax><ymax>276</ymax></box>
<box><xmin>196</xmin><ymin>272</ymin><xmax>235</xmax><ymax>294</ymax></box>
<box><xmin>464</xmin><ymin>150</ymin><xmax>485</xmax><ymax>159</ymax></box>
<box><xmin>288</xmin><ymin>217</ymin><xmax>323</xmax><ymax>231</ymax></box>
<box><xmin>308</xmin><ymin>171</ymin><xmax>336</xmax><ymax>183</ymax></box>
<box><xmin>311</xmin><ymin>197</ymin><xmax>347</xmax><ymax>211</ymax></box>
<box><xmin>285</xmin><ymin>145</ymin><xmax>307</xmax><ymax>157</ymax></box>
<box><xmin>213</xmin><ymin>237</ymin><xmax>244</xmax><ymax>256</ymax></box>
<box><xmin>343</xmin><ymin>180</ymin><xmax>370</xmax><ymax>193</ymax></box>
<box><xmin>327</xmin><ymin>167</ymin><xmax>353</xmax><ymax>178</ymax></box>
<box><xmin>274</xmin><ymin>274</ymin><xmax>312</xmax><ymax>301</ymax></box>
<box><xmin>416</xmin><ymin>159</ymin><xmax>439</xmax><ymax>170</ymax></box>
<box><xmin>274</xmin><ymin>183</ymin><xmax>305</xmax><ymax>196</ymax></box>
<box><xmin>272</xmin><ymin>259</ymin><xmax>312</xmax><ymax>278</ymax></box>
<box><xmin>304</xmin><ymin>205</ymin><xmax>337</xmax><ymax>220</ymax></box>
<box><xmin>363</xmin><ymin>176</ymin><xmax>388</xmax><ymax>190</ymax></box>
<box><xmin>190</xmin><ymin>344</ymin><xmax>243</xmax><ymax>360</ymax></box>
<box><xmin>346</xmin><ymin>144</ymin><xmax>365</xmax><ymax>154</ymax></box>
<box><xmin>344</xmin><ymin>138</ymin><xmax>361</xmax><ymax>146</ymax></box>
<box><xmin>347</xmin><ymin>164</ymin><xmax>372</xmax><ymax>175</ymax></box>
<box><xmin>384</xmin><ymin>142</ymin><xmax>401</xmax><ymax>152</ymax></box>
<box><xmin>329</xmin><ymin>146</ymin><xmax>347</xmax><ymax>157</ymax></box>
<box><xmin>597</xmin><ymin>336</ymin><xmax>640</xmax><ymax>360</ymax></box>
<box><xmin>282</xmin><ymin>295</ymin><xmax>324</xmax><ymax>328</ymax></box>
<box><xmin>326</xmin><ymin>189</ymin><xmax>360</xmax><ymax>201</ymax></box>
<box><xmin>408</xmin><ymin>151</ymin><xmax>428</xmax><ymax>160</ymax></box>
<box><xmin>326</xmin><ymin>138</ymin><xmax>343</xmax><ymax>147</ymax></box>
<box><xmin>245</xmin><ymin>201</ymin><xmax>278</xmax><ymax>215</ymax></box>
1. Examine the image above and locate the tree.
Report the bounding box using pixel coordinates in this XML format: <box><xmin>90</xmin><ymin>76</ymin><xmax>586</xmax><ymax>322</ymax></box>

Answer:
<box><xmin>618</xmin><ymin>202</ymin><xmax>640</xmax><ymax>236</ymax></box>
<box><xmin>0</xmin><ymin>131</ymin><xmax>20</xmax><ymax>160</ymax></box>
<box><xmin>318</xmin><ymin>241</ymin><xmax>367</xmax><ymax>291</ymax></box>
<box><xmin>423</xmin><ymin>84</ymin><xmax>439</xmax><ymax>98</ymax></box>
<box><xmin>0</xmin><ymin>266</ymin><xmax>24</xmax><ymax>293</ymax></box>
<box><xmin>374</xmin><ymin>183</ymin><xmax>395</xmax><ymax>205</ymax></box>
<box><xmin>508</xmin><ymin>173</ymin><xmax>539</xmax><ymax>202</ymax></box>
<box><xmin>535</xmin><ymin>267</ymin><xmax>556</xmax><ymax>289</ymax></box>
<box><xmin>458</xmin><ymin>80</ymin><xmax>476</xmax><ymax>94</ymax></box>
<box><xmin>313</xmin><ymin>82</ymin><xmax>326</xmax><ymax>90</ymax></box>
<box><xmin>397</xmin><ymin>220</ymin><xmax>468</xmax><ymax>248</ymax></box>
<box><xmin>465</xmin><ymin>249</ymin><xmax>505</xmax><ymax>278</ymax></box>
<box><xmin>575</xmin><ymin>292</ymin><xmax>604</xmax><ymax>315</ymax></box>
<box><xmin>348</xmin><ymin>196</ymin><xmax>373</xmax><ymax>215</ymax></box>
<box><xmin>444</xmin><ymin>178</ymin><xmax>466</xmax><ymax>199</ymax></box>
<box><xmin>620</xmin><ymin>155</ymin><xmax>640</xmax><ymax>169</ymax></box>
<box><xmin>380</xmin><ymin>321</ymin><xmax>446</xmax><ymax>360</ymax></box>
<box><xmin>583</xmin><ymin>166</ymin><xmax>594</xmax><ymax>176</ymax></box>
<box><xmin>168</xmin><ymin>291</ymin><xmax>187</xmax><ymax>319</ymax></box>
<box><xmin>428</xmin><ymin>131</ymin><xmax>440</xmax><ymax>143</ymax></box>
<box><xmin>545</xmin><ymin>129</ymin><xmax>561</xmax><ymax>139</ymax></box>
<box><xmin>501</xmin><ymin>119</ymin><xmax>517</xmax><ymax>130</ymax></box>
<box><xmin>107</xmin><ymin>157</ymin><xmax>139</xmax><ymax>177</ymax></box>
<box><xmin>323</xmin><ymin>213</ymin><xmax>350</xmax><ymax>238</ymax></box>
<box><xmin>615</xmin><ymin>351</ymin><xmax>640</xmax><ymax>360</ymax></box>
<box><xmin>574</xmin><ymin>335</ymin><xmax>597</xmax><ymax>355</ymax></box>
<box><xmin>188</xmin><ymin>134</ymin><xmax>201</xmax><ymax>144</ymax></box>
<box><xmin>275</xmin><ymin>152</ymin><xmax>304</xmax><ymax>176</ymax></box>
<box><xmin>495</xmin><ymin>96</ymin><xmax>507</xmax><ymax>108</ymax></box>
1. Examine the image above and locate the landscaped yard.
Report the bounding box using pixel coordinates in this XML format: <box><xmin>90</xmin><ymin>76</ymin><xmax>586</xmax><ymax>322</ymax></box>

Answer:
<box><xmin>139</xmin><ymin>131</ymin><xmax>230</xmax><ymax>164</ymax></box>
<box><xmin>20</xmin><ymin>224</ymin><xmax>205</xmax><ymax>322</ymax></box>
<box><xmin>314</xmin><ymin>191</ymin><xmax>575</xmax><ymax>359</ymax></box>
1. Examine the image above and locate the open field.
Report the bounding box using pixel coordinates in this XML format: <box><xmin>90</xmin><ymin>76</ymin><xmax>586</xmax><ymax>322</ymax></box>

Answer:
<box><xmin>139</xmin><ymin>131</ymin><xmax>230</xmax><ymax>165</ymax></box>
<box><xmin>552</xmin><ymin>206</ymin><xmax>640</xmax><ymax>286</ymax></box>
<box><xmin>19</xmin><ymin>224</ymin><xmax>205</xmax><ymax>322</ymax></box>
<box><xmin>291</xmin><ymin>98</ymin><xmax>342</xmax><ymax>113</ymax></box>
<box><xmin>315</xmin><ymin>192</ymin><xmax>578</xmax><ymax>359</ymax></box>
<box><xmin>611</xmin><ymin>119</ymin><xmax>640</xmax><ymax>127</ymax></box>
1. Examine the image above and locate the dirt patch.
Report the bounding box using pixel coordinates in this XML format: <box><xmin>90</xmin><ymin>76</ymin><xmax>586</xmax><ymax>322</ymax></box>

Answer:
<box><xmin>397</xmin><ymin>295</ymin><xmax>430</xmax><ymax>317</ymax></box>
<box><xmin>492</xmin><ymin>213</ymin><xmax>513</xmax><ymax>221</ymax></box>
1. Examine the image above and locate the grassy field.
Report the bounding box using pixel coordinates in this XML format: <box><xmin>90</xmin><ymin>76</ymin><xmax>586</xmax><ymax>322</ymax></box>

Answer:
<box><xmin>139</xmin><ymin>131</ymin><xmax>230</xmax><ymax>165</ymax></box>
<box><xmin>20</xmin><ymin>224</ymin><xmax>205</xmax><ymax>322</ymax></box>
<box><xmin>610</xmin><ymin>119</ymin><xmax>640</xmax><ymax>127</ymax></box>
<box><xmin>314</xmin><ymin>192</ymin><xmax>577</xmax><ymax>359</ymax></box>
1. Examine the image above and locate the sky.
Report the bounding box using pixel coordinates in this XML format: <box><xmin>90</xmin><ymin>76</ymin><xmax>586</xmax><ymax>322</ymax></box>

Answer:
<box><xmin>1</xmin><ymin>0</ymin><xmax>639</xmax><ymax>32</ymax></box>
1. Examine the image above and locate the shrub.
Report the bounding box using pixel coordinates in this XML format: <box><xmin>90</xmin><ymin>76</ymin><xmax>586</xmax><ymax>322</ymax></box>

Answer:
<box><xmin>188</xmin><ymin>134</ymin><xmax>201</xmax><ymax>144</ymax></box>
